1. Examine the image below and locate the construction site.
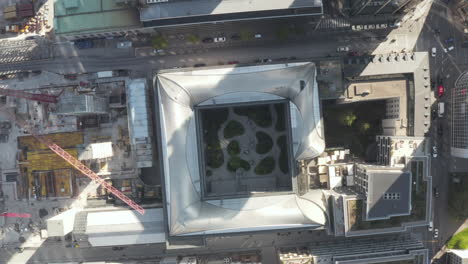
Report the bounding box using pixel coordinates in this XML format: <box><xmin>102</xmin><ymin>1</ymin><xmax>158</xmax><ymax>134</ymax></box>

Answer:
<box><xmin>0</xmin><ymin>70</ymin><xmax>161</xmax><ymax>248</ymax></box>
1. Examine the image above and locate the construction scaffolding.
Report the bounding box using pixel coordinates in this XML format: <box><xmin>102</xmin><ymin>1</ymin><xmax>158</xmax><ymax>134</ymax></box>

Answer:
<box><xmin>57</xmin><ymin>95</ymin><xmax>108</xmax><ymax>115</ymax></box>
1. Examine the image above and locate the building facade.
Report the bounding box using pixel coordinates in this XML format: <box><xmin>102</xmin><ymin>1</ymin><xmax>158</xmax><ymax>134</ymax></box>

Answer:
<box><xmin>449</xmin><ymin>249</ymin><xmax>468</xmax><ymax>264</ymax></box>
<box><xmin>452</xmin><ymin>71</ymin><xmax>468</xmax><ymax>158</ymax></box>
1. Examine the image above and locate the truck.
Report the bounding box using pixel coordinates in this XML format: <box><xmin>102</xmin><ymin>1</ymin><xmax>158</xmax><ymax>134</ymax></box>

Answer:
<box><xmin>96</xmin><ymin>71</ymin><xmax>113</xmax><ymax>78</ymax></box>
<box><xmin>438</xmin><ymin>102</ymin><xmax>445</xmax><ymax>117</ymax></box>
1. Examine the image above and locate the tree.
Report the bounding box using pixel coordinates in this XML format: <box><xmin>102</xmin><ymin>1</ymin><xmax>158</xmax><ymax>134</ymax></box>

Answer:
<box><xmin>151</xmin><ymin>35</ymin><xmax>168</xmax><ymax>49</ymax></box>
<box><xmin>187</xmin><ymin>34</ymin><xmax>200</xmax><ymax>44</ymax></box>
<box><xmin>360</xmin><ymin>122</ymin><xmax>371</xmax><ymax>133</ymax></box>
<box><xmin>339</xmin><ymin>111</ymin><xmax>357</xmax><ymax>127</ymax></box>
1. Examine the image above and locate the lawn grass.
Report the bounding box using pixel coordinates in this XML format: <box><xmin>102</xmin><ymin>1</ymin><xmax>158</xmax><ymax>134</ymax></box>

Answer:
<box><xmin>448</xmin><ymin>228</ymin><xmax>468</xmax><ymax>249</ymax></box>
<box><xmin>255</xmin><ymin>156</ymin><xmax>275</xmax><ymax>175</ymax></box>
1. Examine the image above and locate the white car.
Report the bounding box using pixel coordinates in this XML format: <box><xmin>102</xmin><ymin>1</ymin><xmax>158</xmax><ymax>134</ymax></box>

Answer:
<box><xmin>254</xmin><ymin>33</ymin><xmax>262</xmax><ymax>39</ymax></box>
<box><xmin>431</xmin><ymin>47</ymin><xmax>436</xmax><ymax>57</ymax></box>
<box><xmin>214</xmin><ymin>37</ymin><xmax>226</xmax><ymax>43</ymax></box>
<box><xmin>337</xmin><ymin>46</ymin><xmax>350</xmax><ymax>52</ymax></box>
<box><xmin>117</xmin><ymin>41</ymin><xmax>132</xmax><ymax>48</ymax></box>
<box><xmin>432</xmin><ymin>146</ymin><xmax>438</xmax><ymax>158</ymax></box>
<box><xmin>428</xmin><ymin>221</ymin><xmax>433</xmax><ymax>232</ymax></box>
<box><xmin>434</xmin><ymin>228</ymin><xmax>439</xmax><ymax>238</ymax></box>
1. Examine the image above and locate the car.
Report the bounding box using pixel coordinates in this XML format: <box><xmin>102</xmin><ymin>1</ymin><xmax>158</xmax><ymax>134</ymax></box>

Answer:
<box><xmin>432</xmin><ymin>146</ymin><xmax>438</xmax><ymax>158</ymax></box>
<box><xmin>438</xmin><ymin>85</ymin><xmax>445</xmax><ymax>97</ymax></box>
<box><xmin>431</xmin><ymin>108</ymin><xmax>437</xmax><ymax>120</ymax></box>
<box><xmin>433</xmin><ymin>187</ymin><xmax>440</xmax><ymax>198</ymax></box>
<box><xmin>262</xmin><ymin>58</ymin><xmax>272</xmax><ymax>63</ymax></box>
<box><xmin>214</xmin><ymin>36</ymin><xmax>226</xmax><ymax>43</ymax></box>
<box><xmin>230</xmin><ymin>34</ymin><xmax>241</xmax><ymax>40</ymax></box>
<box><xmin>390</xmin><ymin>22</ymin><xmax>401</xmax><ymax>28</ymax></box>
<box><xmin>337</xmin><ymin>46</ymin><xmax>350</xmax><ymax>52</ymax></box>
<box><xmin>64</xmin><ymin>74</ymin><xmax>77</xmax><ymax>80</ymax></box>
<box><xmin>434</xmin><ymin>228</ymin><xmax>439</xmax><ymax>238</ymax></box>
<box><xmin>75</xmin><ymin>40</ymin><xmax>93</xmax><ymax>49</ymax></box>
<box><xmin>348</xmin><ymin>51</ymin><xmax>359</xmax><ymax>56</ymax></box>
<box><xmin>445</xmin><ymin>37</ymin><xmax>454</xmax><ymax>44</ymax></box>
<box><xmin>112</xmin><ymin>246</ymin><xmax>124</xmax><ymax>251</ymax></box>
<box><xmin>254</xmin><ymin>33</ymin><xmax>262</xmax><ymax>39</ymax></box>
<box><xmin>428</xmin><ymin>221</ymin><xmax>433</xmax><ymax>231</ymax></box>
<box><xmin>431</xmin><ymin>47</ymin><xmax>437</xmax><ymax>57</ymax></box>
<box><xmin>194</xmin><ymin>63</ymin><xmax>206</xmax><ymax>67</ymax></box>
<box><xmin>202</xmin><ymin>38</ymin><xmax>214</xmax><ymax>43</ymax></box>
<box><xmin>117</xmin><ymin>41</ymin><xmax>132</xmax><ymax>48</ymax></box>
<box><xmin>227</xmin><ymin>61</ymin><xmax>239</xmax><ymax>64</ymax></box>
<box><xmin>447</xmin><ymin>46</ymin><xmax>455</xmax><ymax>51</ymax></box>
<box><xmin>154</xmin><ymin>49</ymin><xmax>165</xmax><ymax>55</ymax></box>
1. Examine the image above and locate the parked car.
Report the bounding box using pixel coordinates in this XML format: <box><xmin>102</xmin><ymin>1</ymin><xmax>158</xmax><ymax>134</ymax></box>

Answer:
<box><xmin>154</xmin><ymin>49</ymin><xmax>165</xmax><ymax>55</ymax></box>
<box><xmin>337</xmin><ymin>46</ymin><xmax>350</xmax><ymax>52</ymax></box>
<box><xmin>438</xmin><ymin>85</ymin><xmax>445</xmax><ymax>97</ymax></box>
<box><xmin>434</xmin><ymin>228</ymin><xmax>439</xmax><ymax>238</ymax></box>
<box><xmin>214</xmin><ymin>36</ymin><xmax>226</xmax><ymax>43</ymax></box>
<box><xmin>75</xmin><ymin>40</ymin><xmax>93</xmax><ymax>49</ymax></box>
<box><xmin>117</xmin><ymin>41</ymin><xmax>132</xmax><ymax>48</ymax></box>
<box><xmin>227</xmin><ymin>61</ymin><xmax>239</xmax><ymax>64</ymax></box>
<box><xmin>194</xmin><ymin>63</ymin><xmax>206</xmax><ymax>67</ymax></box>
<box><xmin>445</xmin><ymin>37</ymin><xmax>454</xmax><ymax>44</ymax></box>
<box><xmin>431</xmin><ymin>47</ymin><xmax>436</xmax><ymax>57</ymax></box>
<box><xmin>433</xmin><ymin>187</ymin><xmax>440</xmax><ymax>198</ymax></box>
<box><xmin>432</xmin><ymin>145</ymin><xmax>438</xmax><ymax>158</ymax></box>
<box><xmin>231</xmin><ymin>34</ymin><xmax>241</xmax><ymax>40</ymax></box>
<box><xmin>254</xmin><ymin>33</ymin><xmax>262</xmax><ymax>39</ymax></box>
<box><xmin>348</xmin><ymin>51</ymin><xmax>359</xmax><ymax>56</ymax></box>
<box><xmin>64</xmin><ymin>74</ymin><xmax>77</xmax><ymax>80</ymax></box>
<box><xmin>431</xmin><ymin>108</ymin><xmax>437</xmax><ymax>120</ymax></box>
<box><xmin>202</xmin><ymin>38</ymin><xmax>214</xmax><ymax>43</ymax></box>
<box><xmin>262</xmin><ymin>58</ymin><xmax>272</xmax><ymax>63</ymax></box>
<box><xmin>428</xmin><ymin>221</ymin><xmax>433</xmax><ymax>231</ymax></box>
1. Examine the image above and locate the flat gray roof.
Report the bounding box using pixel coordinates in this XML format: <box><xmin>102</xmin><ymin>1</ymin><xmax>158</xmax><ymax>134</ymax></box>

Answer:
<box><xmin>140</xmin><ymin>0</ymin><xmax>323</xmax><ymax>22</ymax></box>
<box><xmin>367</xmin><ymin>170</ymin><xmax>412</xmax><ymax>220</ymax></box>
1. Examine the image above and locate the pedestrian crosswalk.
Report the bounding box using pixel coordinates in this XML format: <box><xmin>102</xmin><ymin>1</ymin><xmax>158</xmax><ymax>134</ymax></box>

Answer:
<box><xmin>316</xmin><ymin>18</ymin><xmax>351</xmax><ymax>31</ymax></box>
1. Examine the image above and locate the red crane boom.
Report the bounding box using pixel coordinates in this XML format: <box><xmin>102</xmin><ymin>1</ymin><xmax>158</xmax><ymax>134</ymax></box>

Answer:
<box><xmin>2</xmin><ymin>108</ymin><xmax>145</xmax><ymax>215</ymax></box>
<box><xmin>0</xmin><ymin>88</ymin><xmax>58</xmax><ymax>103</ymax></box>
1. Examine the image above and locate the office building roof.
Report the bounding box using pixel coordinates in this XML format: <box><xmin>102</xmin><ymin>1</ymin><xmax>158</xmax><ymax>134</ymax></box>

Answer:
<box><xmin>140</xmin><ymin>0</ymin><xmax>322</xmax><ymax>26</ymax></box>
<box><xmin>54</xmin><ymin>0</ymin><xmax>141</xmax><ymax>35</ymax></box>
<box><xmin>364</xmin><ymin>166</ymin><xmax>412</xmax><ymax>220</ymax></box>
<box><xmin>156</xmin><ymin>62</ymin><xmax>327</xmax><ymax>236</ymax></box>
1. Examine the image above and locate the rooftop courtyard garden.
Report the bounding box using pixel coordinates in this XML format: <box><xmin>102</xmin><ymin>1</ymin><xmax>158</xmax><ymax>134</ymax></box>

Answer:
<box><xmin>198</xmin><ymin>101</ymin><xmax>292</xmax><ymax>198</ymax></box>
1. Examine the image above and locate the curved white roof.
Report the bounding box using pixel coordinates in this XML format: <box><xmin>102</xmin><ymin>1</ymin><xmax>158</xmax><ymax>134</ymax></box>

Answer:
<box><xmin>156</xmin><ymin>63</ymin><xmax>327</xmax><ymax>236</ymax></box>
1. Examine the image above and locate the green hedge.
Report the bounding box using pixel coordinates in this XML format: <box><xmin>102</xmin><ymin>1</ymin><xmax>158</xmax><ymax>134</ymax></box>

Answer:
<box><xmin>227</xmin><ymin>140</ymin><xmax>240</xmax><ymax>156</ymax></box>
<box><xmin>277</xmin><ymin>135</ymin><xmax>289</xmax><ymax>173</ymax></box>
<box><xmin>224</xmin><ymin>120</ymin><xmax>245</xmax><ymax>139</ymax></box>
<box><xmin>256</xmin><ymin>132</ymin><xmax>273</xmax><ymax>154</ymax></box>
<box><xmin>274</xmin><ymin>103</ymin><xmax>286</xmax><ymax>132</ymax></box>
<box><xmin>233</xmin><ymin>105</ymin><xmax>272</xmax><ymax>128</ymax></box>
<box><xmin>255</xmin><ymin>156</ymin><xmax>275</xmax><ymax>175</ymax></box>
<box><xmin>227</xmin><ymin>156</ymin><xmax>251</xmax><ymax>172</ymax></box>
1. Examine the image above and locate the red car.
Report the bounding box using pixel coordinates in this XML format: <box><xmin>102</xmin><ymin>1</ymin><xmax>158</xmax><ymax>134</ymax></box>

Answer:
<box><xmin>438</xmin><ymin>85</ymin><xmax>445</xmax><ymax>97</ymax></box>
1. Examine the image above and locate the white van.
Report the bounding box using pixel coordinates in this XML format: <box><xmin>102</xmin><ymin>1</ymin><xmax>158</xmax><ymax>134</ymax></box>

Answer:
<box><xmin>438</xmin><ymin>102</ymin><xmax>445</xmax><ymax>117</ymax></box>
